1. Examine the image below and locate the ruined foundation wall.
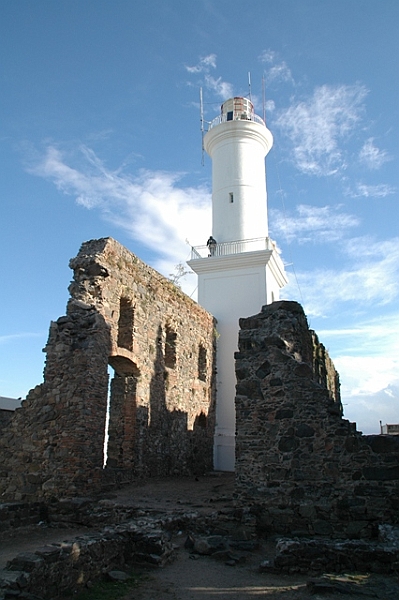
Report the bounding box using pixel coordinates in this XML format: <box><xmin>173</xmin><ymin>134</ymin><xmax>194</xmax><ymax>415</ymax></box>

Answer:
<box><xmin>0</xmin><ymin>238</ymin><xmax>216</xmax><ymax>501</ymax></box>
<box><xmin>235</xmin><ymin>301</ymin><xmax>399</xmax><ymax>539</ymax></box>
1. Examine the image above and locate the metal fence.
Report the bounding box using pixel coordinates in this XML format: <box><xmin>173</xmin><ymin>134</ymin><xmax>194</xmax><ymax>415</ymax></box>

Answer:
<box><xmin>190</xmin><ymin>237</ymin><xmax>274</xmax><ymax>260</ymax></box>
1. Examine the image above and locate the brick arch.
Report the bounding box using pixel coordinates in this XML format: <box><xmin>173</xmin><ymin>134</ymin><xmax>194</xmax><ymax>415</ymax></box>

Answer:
<box><xmin>109</xmin><ymin>354</ymin><xmax>140</xmax><ymax>377</ymax></box>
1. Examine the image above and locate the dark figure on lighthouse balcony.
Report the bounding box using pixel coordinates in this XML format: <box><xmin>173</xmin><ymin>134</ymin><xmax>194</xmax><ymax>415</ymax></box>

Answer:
<box><xmin>207</xmin><ymin>236</ymin><xmax>217</xmax><ymax>257</ymax></box>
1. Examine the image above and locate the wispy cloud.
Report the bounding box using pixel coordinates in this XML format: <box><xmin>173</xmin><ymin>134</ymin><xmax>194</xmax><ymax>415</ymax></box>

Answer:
<box><xmin>285</xmin><ymin>235</ymin><xmax>399</xmax><ymax>317</ymax></box>
<box><xmin>270</xmin><ymin>204</ymin><xmax>359</xmax><ymax>244</ymax></box>
<box><xmin>315</xmin><ymin>310</ymin><xmax>399</xmax><ymax>432</ymax></box>
<box><xmin>359</xmin><ymin>137</ymin><xmax>391</xmax><ymax>170</ymax></box>
<box><xmin>0</xmin><ymin>332</ymin><xmax>44</xmax><ymax>345</ymax></box>
<box><xmin>344</xmin><ymin>235</ymin><xmax>399</xmax><ymax>260</ymax></box>
<box><xmin>346</xmin><ymin>182</ymin><xmax>396</xmax><ymax>198</ymax></box>
<box><xmin>275</xmin><ymin>84</ymin><xmax>368</xmax><ymax>176</ymax></box>
<box><xmin>27</xmin><ymin>145</ymin><xmax>212</xmax><ymax>288</ymax></box>
<box><xmin>342</xmin><ymin>380</ymin><xmax>399</xmax><ymax>433</ymax></box>
<box><xmin>318</xmin><ymin>313</ymin><xmax>399</xmax><ymax>357</ymax></box>
<box><xmin>204</xmin><ymin>74</ymin><xmax>233</xmax><ymax>99</ymax></box>
<box><xmin>185</xmin><ymin>53</ymin><xmax>233</xmax><ymax>100</ymax></box>
<box><xmin>185</xmin><ymin>54</ymin><xmax>217</xmax><ymax>73</ymax></box>
<box><xmin>259</xmin><ymin>49</ymin><xmax>294</xmax><ymax>85</ymax></box>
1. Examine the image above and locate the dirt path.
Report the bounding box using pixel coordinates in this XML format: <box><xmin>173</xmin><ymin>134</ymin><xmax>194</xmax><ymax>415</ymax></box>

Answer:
<box><xmin>110</xmin><ymin>472</ymin><xmax>236</xmax><ymax>512</ymax></box>
<box><xmin>131</xmin><ymin>536</ymin><xmax>310</xmax><ymax>600</ymax></box>
<box><xmin>0</xmin><ymin>473</ymin><xmax>234</xmax><ymax>571</ymax></box>
<box><xmin>0</xmin><ymin>526</ymin><xmax>85</xmax><ymax>571</ymax></box>
<box><xmin>1</xmin><ymin>474</ymin><xmax>399</xmax><ymax>599</ymax></box>
<box><xmin>129</xmin><ymin>534</ymin><xmax>399</xmax><ymax>600</ymax></box>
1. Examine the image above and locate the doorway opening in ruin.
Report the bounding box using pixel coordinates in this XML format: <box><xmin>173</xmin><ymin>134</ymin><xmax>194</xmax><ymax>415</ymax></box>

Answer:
<box><xmin>103</xmin><ymin>365</ymin><xmax>113</xmax><ymax>468</ymax></box>
<box><xmin>104</xmin><ymin>355</ymin><xmax>141</xmax><ymax>470</ymax></box>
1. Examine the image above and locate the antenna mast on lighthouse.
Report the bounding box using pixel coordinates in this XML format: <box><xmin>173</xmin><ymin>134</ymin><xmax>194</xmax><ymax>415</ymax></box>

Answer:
<box><xmin>262</xmin><ymin>74</ymin><xmax>266</xmax><ymax>124</ymax></box>
<box><xmin>199</xmin><ymin>87</ymin><xmax>205</xmax><ymax>166</ymax></box>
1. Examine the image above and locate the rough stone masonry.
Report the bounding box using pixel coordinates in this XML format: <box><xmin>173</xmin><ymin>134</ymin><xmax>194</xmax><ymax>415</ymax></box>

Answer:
<box><xmin>235</xmin><ymin>301</ymin><xmax>399</xmax><ymax>539</ymax></box>
<box><xmin>0</xmin><ymin>238</ymin><xmax>216</xmax><ymax>501</ymax></box>
<box><xmin>1</xmin><ymin>238</ymin><xmax>398</xmax><ymax>545</ymax></box>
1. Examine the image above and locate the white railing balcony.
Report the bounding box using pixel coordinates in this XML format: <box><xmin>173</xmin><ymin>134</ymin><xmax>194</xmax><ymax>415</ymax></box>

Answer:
<box><xmin>190</xmin><ymin>237</ymin><xmax>275</xmax><ymax>260</ymax></box>
<box><xmin>207</xmin><ymin>111</ymin><xmax>265</xmax><ymax>131</ymax></box>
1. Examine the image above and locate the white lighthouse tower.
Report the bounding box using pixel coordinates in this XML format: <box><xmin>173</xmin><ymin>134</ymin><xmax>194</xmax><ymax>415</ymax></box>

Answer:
<box><xmin>188</xmin><ymin>97</ymin><xmax>287</xmax><ymax>471</ymax></box>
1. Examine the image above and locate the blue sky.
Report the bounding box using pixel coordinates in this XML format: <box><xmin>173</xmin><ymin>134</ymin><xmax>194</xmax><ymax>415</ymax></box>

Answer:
<box><xmin>1</xmin><ymin>0</ymin><xmax>398</xmax><ymax>433</ymax></box>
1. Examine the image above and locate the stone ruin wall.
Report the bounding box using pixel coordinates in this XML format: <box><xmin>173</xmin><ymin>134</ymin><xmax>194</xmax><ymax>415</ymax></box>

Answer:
<box><xmin>0</xmin><ymin>238</ymin><xmax>216</xmax><ymax>501</ymax></box>
<box><xmin>1</xmin><ymin>236</ymin><xmax>398</xmax><ymax>540</ymax></box>
<box><xmin>0</xmin><ymin>409</ymin><xmax>14</xmax><ymax>430</ymax></box>
<box><xmin>235</xmin><ymin>301</ymin><xmax>399</xmax><ymax>539</ymax></box>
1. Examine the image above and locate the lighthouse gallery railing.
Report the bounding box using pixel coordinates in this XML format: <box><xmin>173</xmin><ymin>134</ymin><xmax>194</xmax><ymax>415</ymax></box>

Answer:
<box><xmin>190</xmin><ymin>237</ymin><xmax>276</xmax><ymax>260</ymax></box>
<box><xmin>207</xmin><ymin>112</ymin><xmax>265</xmax><ymax>131</ymax></box>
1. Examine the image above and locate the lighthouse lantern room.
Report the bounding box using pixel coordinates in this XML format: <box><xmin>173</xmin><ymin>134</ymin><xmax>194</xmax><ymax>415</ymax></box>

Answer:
<box><xmin>188</xmin><ymin>97</ymin><xmax>287</xmax><ymax>471</ymax></box>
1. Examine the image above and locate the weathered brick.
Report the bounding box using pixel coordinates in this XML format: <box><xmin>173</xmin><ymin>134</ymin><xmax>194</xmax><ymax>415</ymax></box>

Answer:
<box><xmin>0</xmin><ymin>238</ymin><xmax>216</xmax><ymax>500</ymax></box>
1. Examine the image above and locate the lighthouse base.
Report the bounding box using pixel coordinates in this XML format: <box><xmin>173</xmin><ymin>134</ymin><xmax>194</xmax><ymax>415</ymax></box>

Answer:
<box><xmin>214</xmin><ymin>431</ymin><xmax>235</xmax><ymax>472</ymax></box>
<box><xmin>188</xmin><ymin>247</ymin><xmax>288</xmax><ymax>472</ymax></box>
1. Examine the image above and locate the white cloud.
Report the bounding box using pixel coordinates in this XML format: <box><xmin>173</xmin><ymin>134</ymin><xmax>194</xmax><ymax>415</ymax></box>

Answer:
<box><xmin>270</xmin><ymin>204</ymin><xmax>359</xmax><ymax>244</ymax></box>
<box><xmin>339</xmin><ymin>370</ymin><xmax>399</xmax><ymax>433</ymax></box>
<box><xmin>204</xmin><ymin>74</ymin><xmax>234</xmax><ymax>99</ymax></box>
<box><xmin>259</xmin><ymin>49</ymin><xmax>293</xmax><ymax>85</ymax></box>
<box><xmin>286</xmin><ymin>278</ymin><xmax>399</xmax><ymax>433</ymax></box>
<box><xmin>344</xmin><ymin>235</ymin><xmax>399</xmax><ymax>260</ymax></box>
<box><xmin>268</xmin><ymin>63</ymin><xmax>293</xmax><ymax>84</ymax></box>
<box><xmin>285</xmin><ymin>236</ymin><xmax>399</xmax><ymax>317</ymax></box>
<box><xmin>339</xmin><ymin>359</ymin><xmax>398</xmax><ymax>399</ymax></box>
<box><xmin>312</xmin><ymin>313</ymin><xmax>399</xmax><ymax>433</ymax></box>
<box><xmin>0</xmin><ymin>332</ymin><xmax>44</xmax><ymax>345</ymax></box>
<box><xmin>348</xmin><ymin>182</ymin><xmax>396</xmax><ymax>198</ymax></box>
<box><xmin>28</xmin><ymin>145</ymin><xmax>212</xmax><ymax>291</ymax></box>
<box><xmin>275</xmin><ymin>84</ymin><xmax>368</xmax><ymax>176</ymax></box>
<box><xmin>259</xmin><ymin>50</ymin><xmax>276</xmax><ymax>63</ymax></box>
<box><xmin>185</xmin><ymin>53</ymin><xmax>233</xmax><ymax>100</ymax></box>
<box><xmin>185</xmin><ymin>54</ymin><xmax>217</xmax><ymax>73</ymax></box>
<box><xmin>359</xmin><ymin>137</ymin><xmax>391</xmax><ymax>170</ymax></box>
<box><xmin>318</xmin><ymin>313</ymin><xmax>399</xmax><ymax>358</ymax></box>
<box><xmin>342</xmin><ymin>382</ymin><xmax>399</xmax><ymax>434</ymax></box>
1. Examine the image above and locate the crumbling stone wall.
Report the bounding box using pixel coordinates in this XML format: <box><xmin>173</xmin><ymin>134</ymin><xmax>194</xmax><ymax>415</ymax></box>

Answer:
<box><xmin>0</xmin><ymin>409</ymin><xmax>14</xmax><ymax>430</ymax></box>
<box><xmin>0</xmin><ymin>238</ymin><xmax>216</xmax><ymax>501</ymax></box>
<box><xmin>235</xmin><ymin>301</ymin><xmax>399</xmax><ymax>539</ymax></box>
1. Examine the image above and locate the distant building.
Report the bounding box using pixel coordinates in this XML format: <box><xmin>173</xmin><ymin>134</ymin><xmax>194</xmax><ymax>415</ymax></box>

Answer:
<box><xmin>380</xmin><ymin>422</ymin><xmax>399</xmax><ymax>435</ymax></box>
<box><xmin>0</xmin><ymin>396</ymin><xmax>22</xmax><ymax>411</ymax></box>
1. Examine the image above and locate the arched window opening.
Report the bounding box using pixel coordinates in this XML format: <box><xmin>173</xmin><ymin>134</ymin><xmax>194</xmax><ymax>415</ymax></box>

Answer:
<box><xmin>105</xmin><ymin>356</ymin><xmax>140</xmax><ymax>470</ymax></box>
<box><xmin>165</xmin><ymin>326</ymin><xmax>177</xmax><ymax>369</ymax></box>
<box><xmin>117</xmin><ymin>297</ymin><xmax>134</xmax><ymax>351</ymax></box>
<box><xmin>198</xmin><ymin>344</ymin><xmax>207</xmax><ymax>382</ymax></box>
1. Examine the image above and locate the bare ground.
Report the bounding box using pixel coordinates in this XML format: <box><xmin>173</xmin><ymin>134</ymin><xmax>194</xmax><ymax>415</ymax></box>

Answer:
<box><xmin>1</xmin><ymin>473</ymin><xmax>399</xmax><ymax>599</ymax></box>
<box><xmin>129</xmin><ymin>535</ymin><xmax>399</xmax><ymax>600</ymax></box>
